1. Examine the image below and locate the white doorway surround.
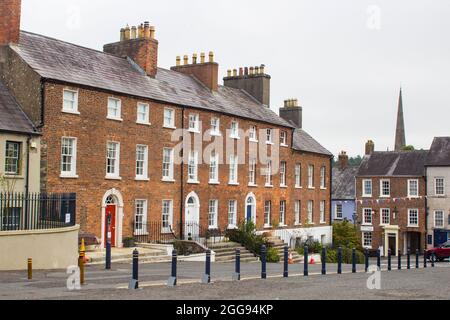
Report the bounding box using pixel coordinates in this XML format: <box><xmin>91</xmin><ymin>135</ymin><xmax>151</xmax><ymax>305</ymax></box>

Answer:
<box><xmin>185</xmin><ymin>191</ymin><xmax>200</xmax><ymax>240</ymax></box>
<box><xmin>100</xmin><ymin>188</ymin><xmax>124</xmax><ymax>248</ymax></box>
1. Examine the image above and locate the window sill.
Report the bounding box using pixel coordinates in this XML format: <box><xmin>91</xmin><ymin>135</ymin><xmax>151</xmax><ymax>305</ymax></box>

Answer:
<box><xmin>265</xmin><ymin>184</ymin><xmax>274</xmax><ymax>188</ymax></box>
<box><xmin>380</xmin><ymin>195</ymin><xmax>390</xmax><ymax>198</ymax></box>
<box><xmin>105</xmin><ymin>176</ymin><xmax>122</xmax><ymax>180</ymax></box>
<box><xmin>266</xmin><ymin>142</ymin><xmax>274</xmax><ymax>145</ymax></box>
<box><xmin>163</xmin><ymin>125</ymin><xmax>176</xmax><ymax>130</ymax></box>
<box><xmin>162</xmin><ymin>178</ymin><xmax>176</xmax><ymax>183</ymax></box>
<box><xmin>229</xmin><ymin>136</ymin><xmax>240</xmax><ymax>140</ymax></box>
<box><xmin>227</xmin><ymin>225</ymin><xmax>238</xmax><ymax>230</ymax></box>
<box><xmin>136</xmin><ymin>121</ymin><xmax>151</xmax><ymax>126</ymax></box>
<box><xmin>210</xmin><ymin>132</ymin><xmax>222</xmax><ymax>137</ymax></box>
<box><xmin>135</xmin><ymin>177</ymin><xmax>150</xmax><ymax>181</ymax></box>
<box><xmin>134</xmin><ymin>231</ymin><xmax>149</xmax><ymax>236</ymax></box>
<box><xmin>62</xmin><ymin>110</ymin><xmax>80</xmax><ymax>115</ymax></box>
<box><xmin>263</xmin><ymin>225</ymin><xmax>272</xmax><ymax>229</ymax></box>
<box><xmin>362</xmin><ymin>195</ymin><xmax>372</xmax><ymax>198</ymax></box>
<box><xmin>188</xmin><ymin>180</ymin><xmax>200</xmax><ymax>184</ymax></box>
<box><xmin>407</xmin><ymin>225</ymin><xmax>419</xmax><ymax>228</ymax></box>
<box><xmin>295</xmin><ymin>186</ymin><xmax>302</xmax><ymax>189</ymax></box>
<box><xmin>209</xmin><ymin>181</ymin><xmax>220</xmax><ymax>185</ymax></box>
<box><xmin>407</xmin><ymin>196</ymin><xmax>419</xmax><ymax>199</ymax></box>
<box><xmin>60</xmin><ymin>174</ymin><xmax>79</xmax><ymax>179</ymax></box>
<box><xmin>249</xmin><ymin>139</ymin><xmax>259</xmax><ymax>143</ymax></box>
<box><xmin>280</xmin><ymin>185</ymin><xmax>288</xmax><ymax>188</ymax></box>
<box><xmin>281</xmin><ymin>144</ymin><xmax>288</xmax><ymax>148</ymax></box>
<box><xmin>208</xmin><ymin>226</ymin><xmax>219</xmax><ymax>230</ymax></box>
<box><xmin>308</xmin><ymin>187</ymin><xmax>315</xmax><ymax>190</ymax></box>
<box><xmin>107</xmin><ymin>117</ymin><xmax>123</xmax><ymax>122</ymax></box>
<box><xmin>320</xmin><ymin>187</ymin><xmax>327</xmax><ymax>190</ymax></box>
<box><xmin>334</xmin><ymin>217</ymin><xmax>343</xmax><ymax>220</ymax></box>
<box><xmin>248</xmin><ymin>183</ymin><xmax>258</xmax><ymax>187</ymax></box>
<box><xmin>294</xmin><ymin>223</ymin><xmax>302</xmax><ymax>226</ymax></box>
<box><xmin>188</xmin><ymin>129</ymin><xmax>200</xmax><ymax>134</ymax></box>
<box><xmin>4</xmin><ymin>174</ymin><xmax>24</xmax><ymax>179</ymax></box>
<box><xmin>228</xmin><ymin>182</ymin><xmax>240</xmax><ymax>186</ymax></box>
<box><xmin>361</xmin><ymin>223</ymin><xmax>373</xmax><ymax>226</ymax></box>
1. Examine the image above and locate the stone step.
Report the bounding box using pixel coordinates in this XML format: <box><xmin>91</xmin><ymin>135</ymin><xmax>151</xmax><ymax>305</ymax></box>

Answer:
<box><xmin>215</xmin><ymin>256</ymin><xmax>259</xmax><ymax>263</ymax></box>
<box><xmin>207</xmin><ymin>242</ymin><xmax>240</xmax><ymax>249</ymax></box>
<box><xmin>211</xmin><ymin>246</ymin><xmax>247</xmax><ymax>254</ymax></box>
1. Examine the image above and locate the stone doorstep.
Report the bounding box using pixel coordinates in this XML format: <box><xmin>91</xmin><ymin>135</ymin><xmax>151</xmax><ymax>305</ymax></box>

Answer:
<box><xmin>86</xmin><ymin>247</ymin><xmax>167</xmax><ymax>264</ymax></box>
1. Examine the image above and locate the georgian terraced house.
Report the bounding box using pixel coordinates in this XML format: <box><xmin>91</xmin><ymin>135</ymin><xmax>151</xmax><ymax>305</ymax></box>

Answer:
<box><xmin>0</xmin><ymin>0</ymin><xmax>333</xmax><ymax>247</ymax></box>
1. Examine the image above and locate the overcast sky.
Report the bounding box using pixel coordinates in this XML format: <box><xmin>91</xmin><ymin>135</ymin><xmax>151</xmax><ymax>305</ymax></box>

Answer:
<box><xmin>21</xmin><ymin>0</ymin><xmax>450</xmax><ymax>157</ymax></box>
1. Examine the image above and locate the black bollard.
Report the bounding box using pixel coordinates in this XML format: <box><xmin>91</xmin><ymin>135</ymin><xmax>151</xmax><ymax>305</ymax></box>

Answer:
<box><xmin>283</xmin><ymin>246</ymin><xmax>288</xmax><ymax>278</ymax></box>
<box><xmin>203</xmin><ymin>250</ymin><xmax>211</xmax><ymax>284</ymax></box>
<box><xmin>398</xmin><ymin>250</ymin><xmax>402</xmax><ymax>270</ymax></box>
<box><xmin>337</xmin><ymin>246</ymin><xmax>342</xmax><ymax>274</ymax></box>
<box><xmin>423</xmin><ymin>250</ymin><xmax>427</xmax><ymax>268</ymax></box>
<box><xmin>352</xmin><ymin>248</ymin><xmax>356</xmax><ymax>273</ymax></box>
<box><xmin>261</xmin><ymin>245</ymin><xmax>267</xmax><ymax>279</ymax></box>
<box><xmin>304</xmin><ymin>246</ymin><xmax>309</xmax><ymax>276</ymax></box>
<box><xmin>321</xmin><ymin>247</ymin><xmax>326</xmax><ymax>275</ymax></box>
<box><xmin>234</xmin><ymin>249</ymin><xmax>241</xmax><ymax>281</ymax></box>
<box><xmin>415</xmin><ymin>249</ymin><xmax>419</xmax><ymax>269</ymax></box>
<box><xmin>105</xmin><ymin>240</ymin><xmax>111</xmax><ymax>270</ymax></box>
<box><xmin>387</xmin><ymin>249</ymin><xmax>392</xmax><ymax>271</ymax></box>
<box><xmin>377</xmin><ymin>249</ymin><xmax>381</xmax><ymax>269</ymax></box>
<box><xmin>431</xmin><ymin>252</ymin><xmax>435</xmax><ymax>267</ymax></box>
<box><xmin>407</xmin><ymin>249</ymin><xmax>411</xmax><ymax>270</ymax></box>
<box><xmin>168</xmin><ymin>249</ymin><xmax>177</xmax><ymax>287</ymax></box>
<box><xmin>129</xmin><ymin>249</ymin><xmax>139</xmax><ymax>289</ymax></box>
<box><xmin>365</xmin><ymin>248</ymin><xmax>369</xmax><ymax>273</ymax></box>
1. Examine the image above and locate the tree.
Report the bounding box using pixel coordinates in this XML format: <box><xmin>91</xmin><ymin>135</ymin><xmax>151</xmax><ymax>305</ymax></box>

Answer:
<box><xmin>332</xmin><ymin>220</ymin><xmax>361</xmax><ymax>249</ymax></box>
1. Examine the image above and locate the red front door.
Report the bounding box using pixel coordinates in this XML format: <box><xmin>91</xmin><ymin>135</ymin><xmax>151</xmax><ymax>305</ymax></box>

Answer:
<box><xmin>105</xmin><ymin>205</ymin><xmax>116</xmax><ymax>247</ymax></box>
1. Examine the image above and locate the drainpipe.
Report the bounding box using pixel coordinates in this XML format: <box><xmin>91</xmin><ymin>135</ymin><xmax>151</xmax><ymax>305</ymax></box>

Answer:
<box><xmin>24</xmin><ymin>135</ymin><xmax>31</xmax><ymax>229</ymax></box>
<box><xmin>180</xmin><ymin>108</ymin><xmax>185</xmax><ymax>239</ymax></box>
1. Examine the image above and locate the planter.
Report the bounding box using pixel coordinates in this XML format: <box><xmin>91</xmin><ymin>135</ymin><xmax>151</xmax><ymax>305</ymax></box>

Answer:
<box><xmin>123</xmin><ymin>237</ymin><xmax>135</xmax><ymax>248</ymax></box>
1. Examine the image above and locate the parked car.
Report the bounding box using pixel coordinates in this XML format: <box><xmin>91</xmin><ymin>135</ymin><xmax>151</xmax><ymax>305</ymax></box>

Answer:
<box><xmin>426</xmin><ymin>241</ymin><xmax>450</xmax><ymax>261</ymax></box>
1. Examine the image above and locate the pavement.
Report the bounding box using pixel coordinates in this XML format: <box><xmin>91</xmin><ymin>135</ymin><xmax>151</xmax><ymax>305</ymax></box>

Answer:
<box><xmin>0</xmin><ymin>258</ymin><xmax>449</xmax><ymax>300</ymax></box>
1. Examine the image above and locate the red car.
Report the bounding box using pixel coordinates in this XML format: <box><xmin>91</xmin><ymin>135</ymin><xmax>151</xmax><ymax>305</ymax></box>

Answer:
<box><xmin>426</xmin><ymin>241</ymin><xmax>450</xmax><ymax>261</ymax></box>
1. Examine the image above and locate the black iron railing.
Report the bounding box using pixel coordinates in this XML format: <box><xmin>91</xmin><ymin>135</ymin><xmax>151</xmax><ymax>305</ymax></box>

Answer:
<box><xmin>0</xmin><ymin>192</ymin><xmax>76</xmax><ymax>231</ymax></box>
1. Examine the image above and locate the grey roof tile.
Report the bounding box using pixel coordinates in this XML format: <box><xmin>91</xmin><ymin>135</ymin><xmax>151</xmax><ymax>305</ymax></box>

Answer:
<box><xmin>332</xmin><ymin>166</ymin><xmax>358</xmax><ymax>199</ymax></box>
<box><xmin>293</xmin><ymin>129</ymin><xmax>333</xmax><ymax>156</ymax></box>
<box><xmin>0</xmin><ymin>80</ymin><xmax>37</xmax><ymax>135</ymax></box>
<box><xmin>425</xmin><ymin>137</ymin><xmax>450</xmax><ymax>166</ymax></box>
<box><xmin>11</xmin><ymin>31</ymin><xmax>292</xmax><ymax>128</ymax></box>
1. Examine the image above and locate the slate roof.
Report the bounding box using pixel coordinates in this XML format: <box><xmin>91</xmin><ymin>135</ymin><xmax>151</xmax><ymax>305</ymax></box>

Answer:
<box><xmin>293</xmin><ymin>129</ymin><xmax>333</xmax><ymax>156</ymax></box>
<box><xmin>0</xmin><ymin>80</ymin><xmax>38</xmax><ymax>135</ymax></box>
<box><xmin>332</xmin><ymin>166</ymin><xmax>358</xmax><ymax>200</ymax></box>
<box><xmin>425</xmin><ymin>137</ymin><xmax>450</xmax><ymax>167</ymax></box>
<box><xmin>357</xmin><ymin>150</ymin><xmax>428</xmax><ymax>177</ymax></box>
<box><xmin>11</xmin><ymin>31</ymin><xmax>292</xmax><ymax>128</ymax></box>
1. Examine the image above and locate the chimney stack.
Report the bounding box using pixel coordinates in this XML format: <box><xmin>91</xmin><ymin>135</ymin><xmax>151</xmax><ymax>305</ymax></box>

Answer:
<box><xmin>338</xmin><ymin>151</ymin><xmax>349</xmax><ymax>170</ymax></box>
<box><xmin>223</xmin><ymin>64</ymin><xmax>271</xmax><ymax>107</ymax></box>
<box><xmin>0</xmin><ymin>0</ymin><xmax>22</xmax><ymax>46</ymax></box>
<box><xmin>279</xmin><ymin>98</ymin><xmax>303</xmax><ymax>128</ymax></box>
<box><xmin>104</xmin><ymin>21</ymin><xmax>159</xmax><ymax>78</ymax></box>
<box><xmin>171</xmin><ymin>51</ymin><xmax>219</xmax><ymax>91</ymax></box>
<box><xmin>365</xmin><ymin>140</ymin><xmax>375</xmax><ymax>155</ymax></box>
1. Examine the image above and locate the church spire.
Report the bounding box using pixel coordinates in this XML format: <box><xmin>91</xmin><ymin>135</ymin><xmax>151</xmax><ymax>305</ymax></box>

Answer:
<box><xmin>394</xmin><ymin>88</ymin><xmax>406</xmax><ymax>151</ymax></box>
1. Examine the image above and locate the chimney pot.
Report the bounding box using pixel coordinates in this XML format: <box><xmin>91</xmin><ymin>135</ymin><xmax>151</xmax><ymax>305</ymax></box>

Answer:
<box><xmin>244</xmin><ymin>67</ymin><xmax>249</xmax><ymax>76</ymax></box>
<box><xmin>249</xmin><ymin>67</ymin><xmax>254</xmax><ymax>75</ymax></box>
<box><xmin>143</xmin><ymin>22</ymin><xmax>150</xmax><ymax>39</ymax></box>
<box><xmin>338</xmin><ymin>151</ymin><xmax>349</xmax><ymax>170</ymax></box>
<box><xmin>138</xmin><ymin>24</ymin><xmax>144</xmax><ymax>38</ymax></box>
<box><xmin>209</xmin><ymin>51</ymin><xmax>214</xmax><ymax>63</ymax></box>
<box><xmin>149</xmin><ymin>26</ymin><xmax>155</xmax><ymax>39</ymax></box>
<box><xmin>183</xmin><ymin>55</ymin><xmax>189</xmax><ymax>65</ymax></box>
<box><xmin>120</xmin><ymin>28</ymin><xmax>125</xmax><ymax>41</ymax></box>
<box><xmin>260</xmin><ymin>64</ymin><xmax>265</xmax><ymax>74</ymax></box>
<box><xmin>239</xmin><ymin>67</ymin><xmax>244</xmax><ymax>76</ymax></box>
<box><xmin>192</xmin><ymin>53</ymin><xmax>197</xmax><ymax>64</ymax></box>
<box><xmin>176</xmin><ymin>56</ymin><xmax>181</xmax><ymax>66</ymax></box>
<box><xmin>227</xmin><ymin>70</ymin><xmax>232</xmax><ymax>77</ymax></box>
<box><xmin>200</xmin><ymin>52</ymin><xmax>206</xmax><ymax>64</ymax></box>
<box><xmin>131</xmin><ymin>26</ymin><xmax>137</xmax><ymax>39</ymax></box>
<box><xmin>124</xmin><ymin>25</ymin><xmax>131</xmax><ymax>40</ymax></box>
<box><xmin>233</xmin><ymin>69</ymin><xmax>237</xmax><ymax>77</ymax></box>
<box><xmin>365</xmin><ymin>140</ymin><xmax>375</xmax><ymax>155</ymax></box>
<box><xmin>255</xmin><ymin>66</ymin><xmax>259</xmax><ymax>74</ymax></box>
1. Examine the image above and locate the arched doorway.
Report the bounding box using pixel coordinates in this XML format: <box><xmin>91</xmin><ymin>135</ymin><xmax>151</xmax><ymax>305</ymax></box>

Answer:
<box><xmin>245</xmin><ymin>193</ymin><xmax>256</xmax><ymax>224</ymax></box>
<box><xmin>185</xmin><ymin>192</ymin><xmax>200</xmax><ymax>240</ymax></box>
<box><xmin>101</xmin><ymin>189</ymin><xmax>124</xmax><ymax>248</ymax></box>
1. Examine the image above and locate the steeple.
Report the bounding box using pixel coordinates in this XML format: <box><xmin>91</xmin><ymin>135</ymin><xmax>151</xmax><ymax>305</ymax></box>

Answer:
<box><xmin>394</xmin><ymin>88</ymin><xmax>406</xmax><ymax>151</ymax></box>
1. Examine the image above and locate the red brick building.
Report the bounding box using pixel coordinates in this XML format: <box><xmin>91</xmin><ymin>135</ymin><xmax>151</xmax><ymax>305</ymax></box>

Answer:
<box><xmin>0</xmin><ymin>1</ymin><xmax>333</xmax><ymax>247</ymax></box>
<box><xmin>356</xmin><ymin>144</ymin><xmax>427</xmax><ymax>255</ymax></box>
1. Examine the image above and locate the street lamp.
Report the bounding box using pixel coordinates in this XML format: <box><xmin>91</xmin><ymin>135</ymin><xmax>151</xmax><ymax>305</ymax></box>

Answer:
<box><xmin>352</xmin><ymin>212</ymin><xmax>358</xmax><ymax>230</ymax></box>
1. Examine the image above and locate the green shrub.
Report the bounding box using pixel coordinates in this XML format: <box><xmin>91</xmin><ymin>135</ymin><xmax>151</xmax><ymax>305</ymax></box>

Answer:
<box><xmin>295</xmin><ymin>239</ymin><xmax>323</xmax><ymax>254</ymax></box>
<box><xmin>225</xmin><ymin>220</ymin><xmax>268</xmax><ymax>255</ymax></box>
<box><xmin>324</xmin><ymin>247</ymin><xmax>364</xmax><ymax>264</ymax></box>
<box><xmin>332</xmin><ymin>221</ymin><xmax>362</xmax><ymax>250</ymax></box>
<box><xmin>266</xmin><ymin>247</ymin><xmax>280</xmax><ymax>263</ymax></box>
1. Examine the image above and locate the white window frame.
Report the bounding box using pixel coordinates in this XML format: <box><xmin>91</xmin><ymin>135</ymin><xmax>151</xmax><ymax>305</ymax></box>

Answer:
<box><xmin>264</xmin><ymin>201</ymin><xmax>271</xmax><ymax>227</ymax></box>
<box><xmin>308</xmin><ymin>165</ymin><xmax>314</xmax><ymax>188</ymax></box>
<box><xmin>249</xmin><ymin>125</ymin><xmax>258</xmax><ymax>142</ymax></box>
<box><xmin>188</xmin><ymin>151</ymin><xmax>199</xmax><ymax>183</ymax></box>
<box><xmin>280</xmin><ymin>161</ymin><xmax>287</xmax><ymax>187</ymax></box>
<box><xmin>228</xmin><ymin>200</ymin><xmax>237</xmax><ymax>228</ymax></box>
<box><xmin>362</xmin><ymin>179</ymin><xmax>372</xmax><ymax>197</ymax></box>
<box><xmin>162</xmin><ymin>148</ymin><xmax>174</xmax><ymax>181</ymax></box>
<box><xmin>248</xmin><ymin>158</ymin><xmax>257</xmax><ymax>186</ymax></box>
<box><xmin>407</xmin><ymin>179</ymin><xmax>419</xmax><ymax>198</ymax></box>
<box><xmin>320</xmin><ymin>200</ymin><xmax>326</xmax><ymax>223</ymax></box>
<box><xmin>230</xmin><ymin>121</ymin><xmax>239</xmax><ymax>139</ymax></box>
<box><xmin>209</xmin><ymin>151</ymin><xmax>219</xmax><ymax>184</ymax></box>
<box><xmin>106</xmin><ymin>142</ymin><xmax>121</xmax><ymax>179</ymax></box>
<box><xmin>188</xmin><ymin>113</ymin><xmax>200</xmax><ymax>133</ymax></box>
<box><xmin>208</xmin><ymin>200</ymin><xmax>219</xmax><ymax>229</ymax></box>
<box><xmin>134</xmin><ymin>200</ymin><xmax>148</xmax><ymax>234</ymax></box>
<box><xmin>136</xmin><ymin>102</ymin><xmax>150</xmax><ymax>125</ymax></box>
<box><xmin>295</xmin><ymin>164</ymin><xmax>302</xmax><ymax>188</ymax></box>
<box><xmin>320</xmin><ymin>166</ymin><xmax>326</xmax><ymax>189</ymax></box>
<box><xmin>210</xmin><ymin>117</ymin><xmax>221</xmax><ymax>136</ymax></box>
<box><xmin>62</xmin><ymin>89</ymin><xmax>79</xmax><ymax>114</ymax></box>
<box><xmin>229</xmin><ymin>155</ymin><xmax>239</xmax><ymax>185</ymax></box>
<box><xmin>434</xmin><ymin>210</ymin><xmax>444</xmax><ymax>228</ymax></box>
<box><xmin>335</xmin><ymin>203</ymin><xmax>343</xmax><ymax>220</ymax></box>
<box><xmin>295</xmin><ymin>200</ymin><xmax>301</xmax><ymax>225</ymax></box>
<box><xmin>408</xmin><ymin>209</ymin><xmax>419</xmax><ymax>227</ymax></box>
<box><xmin>363</xmin><ymin>232</ymin><xmax>373</xmax><ymax>249</ymax></box>
<box><xmin>266</xmin><ymin>129</ymin><xmax>274</xmax><ymax>144</ymax></box>
<box><xmin>5</xmin><ymin>141</ymin><xmax>21</xmax><ymax>175</ymax></box>
<box><xmin>307</xmin><ymin>200</ymin><xmax>314</xmax><ymax>224</ymax></box>
<box><xmin>135</xmin><ymin>145</ymin><xmax>149</xmax><ymax>180</ymax></box>
<box><xmin>280</xmin><ymin>131</ymin><xmax>288</xmax><ymax>147</ymax></box>
<box><xmin>107</xmin><ymin>97</ymin><xmax>122</xmax><ymax>121</ymax></box>
<box><xmin>162</xmin><ymin>200</ymin><xmax>174</xmax><ymax>234</ymax></box>
<box><xmin>380</xmin><ymin>208</ymin><xmax>390</xmax><ymax>225</ymax></box>
<box><xmin>265</xmin><ymin>160</ymin><xmax>273</xmax><ymax>187</ymax></box>
<box><xmin>435</xmin><ymin>178</ymin><xmax>445</xmax><ymax>196</ymax></box>
<box><xmin>362</xmin><ymin>208</ymin><xmax>373</xmax><ymax>225</ymax></box>
<box><xmin>380</xmin><ymin>179</ymin><xmax>390</xmax><ymax>197</ymax></box>
<box><xmin>279</xmin><ymin>201</ymin><xmax>286</xmax><ymax>226</ymax></box>
<box><xmin>60</xmin><ymin>137</ymin><xmax>78</xmax><ymax>178</ymax></box>
<box><xmin>163</xmin><ymin>108</ymin><xmax>176</xmax><ymax>129</ymax></box>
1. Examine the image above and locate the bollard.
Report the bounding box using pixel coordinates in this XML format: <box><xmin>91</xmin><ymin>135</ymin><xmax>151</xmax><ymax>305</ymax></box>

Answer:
<box><xmin>27</xmin><ymin>258</ymin><xmax>32</xmax><ymax>280</ymax></box>
<box><xmin>233</xmin><ymin>249</ymin><xmax>241</xmax><ymax>281</ymax></box>
<box><xmin>431</xmin><ymin>252</ymin><xmax>435</xmax><ymax>268</ymax></box>
<box><xmin>376</xmin><ymin>249</ymin><xmax>381</xmax><ymax>269</ymax></box>
<box><xmin>261</xmin><ymin>245</ymin><xmax>267</xmax><ymax>279</ymax></box>
<box><xmin>398</xmin><ymin>250</ymin><xmax>402</xmax><ymax>270</ymax></box>
<box><xmin>304</xmin><ymin>246</ymin><xmax>309</xmax><ymax>276</ymax></box>
<box><xmin>283</xmin><ymin>246</ymin><xmax>288</xmax><ymax>278</ymax></box>
<box><xmin>387</xmin><ymin>249</ymin><xmax>392</xmax><ymax>271</ymax></box>
<box><xmin>364</xmin><ymin>248</ymin><xmax>369</xmax><ymax>273</ymax></box>
<box><xmin>105</xmin><ymin>242</ymin><xmax>111</xmax><ymax>270</ymax></box>
<box><xmin>423</xmin><ymin>250</ymin><xmax>427</xmax><ymax>268</ymax></box>
<box><xmin>78</xmin><ymin>255</ymin><xmax>85</xmax><ymax>285</ymax></box>
<box><xmin>352</xmin><ymin>248</ymin><xmax>356</xmax><ymax>273</ymax></box>
<box><xmin>129</xmin><ymin>249</ymin><xmax>139</xmax><ymax>289</ymax></box>
<box><xmin>337</xmin><ymin>246</ymin><xmax>342</xmax><ymax>274</ymax></box>
<box><xmin>407</xmin><ymin>249</ymin><xmax>411</xmax><ymax>270</ymax></box>
<box><xmin>168</xmin><ymin>249</ymin><xmax>177</xmax><ymax>287</ymax></box>
<box><xmin>203</xmin><ymin>250</ymin><xmax>211</xmax><ymax>284</ymax></box>
<box><xmin>321</xmin><ymin>247</ymin><xmax>327</xmax><ymax>275</ymax></box>
<box><xmin>415</xmin><ymin>249</ymin><xmax>419</xmax><ymax>269</ymax></box>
